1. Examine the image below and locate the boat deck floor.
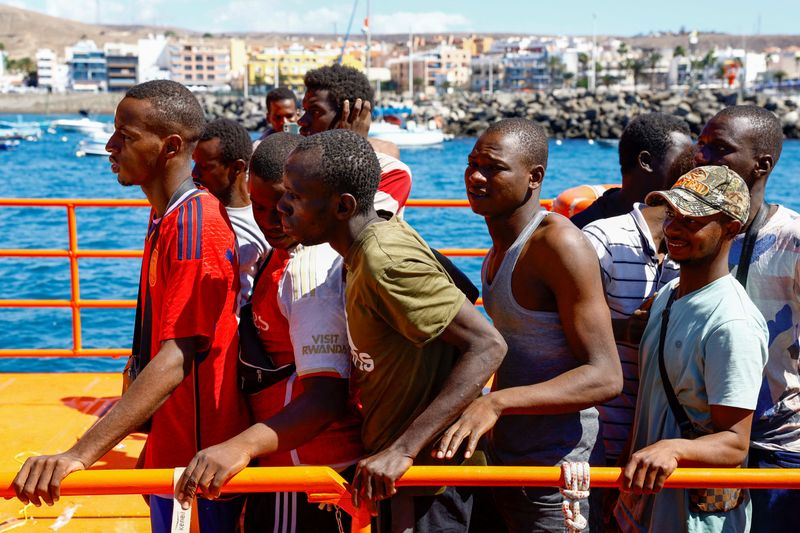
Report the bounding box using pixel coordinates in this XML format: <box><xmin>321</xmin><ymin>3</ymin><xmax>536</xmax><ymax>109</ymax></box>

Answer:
<box><xmin>0</xmin><ymin>373</ymin><xmax>148</xmax><ymax>532</ymax></box>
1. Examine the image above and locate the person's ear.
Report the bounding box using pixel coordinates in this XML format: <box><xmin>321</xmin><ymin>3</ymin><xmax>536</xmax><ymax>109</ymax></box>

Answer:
<box><xmin>753</xmin><ymin>154</ymin><xmax>774</xmax><ymax>182</ymax></box>
<box><xmin>638</xmin><ymin>150</ymin><xmax>653</xmax><ymax>173</ymax></box>
<box><xmin>722</xmin><ymin>218</ymin><xmax>743</xmax><ymax>240</ymax></box>
<box><xmin>231</xmin><ymin>159</ymin><xmax>247</xmax><ymax>179</ymax></box>
<box><xmin>529</xmin><ymin>164</ymin><xmax>545</xmax><ymax>191</ymax></box>
<box><xmin>163</xmin><ymin>134</ymin><xmax>183</xmax><ymax>160</ymax></box>
<box><xmin>337</xmin><ymin>193</ymin><xmax>358</xmax><ymax>220</ymax></box>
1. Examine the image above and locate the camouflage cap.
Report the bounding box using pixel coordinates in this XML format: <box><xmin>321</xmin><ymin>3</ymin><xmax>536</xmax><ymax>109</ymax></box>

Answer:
<box><xmin>645</xmin><ymin>165</ymin><xmax>750</xmax><ymax>225</ymax></box>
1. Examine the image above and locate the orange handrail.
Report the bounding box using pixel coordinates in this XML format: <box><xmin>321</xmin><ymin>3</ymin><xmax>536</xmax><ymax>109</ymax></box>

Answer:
<box><xmin>0</xmin><ymin>465</ymin><xmax>798</xmax><ymax>533</ymax></box>
<box><xmin>0</xmin><ymin>197</ymin><xmax>506</xmax><ymax>358</ymax></box>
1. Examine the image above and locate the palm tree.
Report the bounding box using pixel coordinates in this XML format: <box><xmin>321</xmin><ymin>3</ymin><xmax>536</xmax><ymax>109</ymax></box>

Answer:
<box><xmin>700</xmin><ymin>50</ymin><xmax>716</xmax><ymax>84</ymax></box>
<box><xmin>774</xmin><ymin>70</ymin><xmax>788</xmax><ymax>90</ymax></box>
<box><xmin>578</xmin><ymin>52</ymin><xmax>589</xmax><ymax>85</ymax></box>
<box><xmin>623</xmin><ymin>57</ymin><xmax>646</xmax><ymax>92</ymax></box>
<box><xmin>673</xmin><ymin>45</ymin><xmax>686</xmax><ymax>58</ymax></box>
<box><xmin>547</xmin><ymin>56</ymin><xmax>564</xmax><ymax>92</ymax></box>
<box><xmin>648</xmin><ymin>52</ymin><xmax>662</xmax><ymax>88</ymax></box>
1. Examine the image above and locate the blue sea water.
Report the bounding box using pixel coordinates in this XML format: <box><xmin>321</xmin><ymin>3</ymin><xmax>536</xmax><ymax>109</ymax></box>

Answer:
<box><xmin>1</xmin><ymin>114</ymin><xmax>799</xmax><ymax>372</ymax></box>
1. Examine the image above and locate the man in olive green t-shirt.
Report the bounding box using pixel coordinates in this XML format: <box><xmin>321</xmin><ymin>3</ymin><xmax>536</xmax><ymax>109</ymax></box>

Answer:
<box><xmin>277</xmin><ymin>129</ymin><xmax>507</xmax><ymax>531</ymax></box>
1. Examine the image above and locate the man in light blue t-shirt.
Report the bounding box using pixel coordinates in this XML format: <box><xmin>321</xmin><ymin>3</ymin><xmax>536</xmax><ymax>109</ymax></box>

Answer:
<box><xmin>615</xmin><ymin>165</ymin><xmax>768</xmax><ymax>533</ymax></box>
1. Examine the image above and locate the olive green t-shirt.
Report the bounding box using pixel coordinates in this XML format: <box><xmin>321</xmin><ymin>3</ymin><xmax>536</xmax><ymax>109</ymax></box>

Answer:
<box><xmin>344</xmin><ymin>217</ymin><xmax>466</xmax><ymax>454</ymax></box>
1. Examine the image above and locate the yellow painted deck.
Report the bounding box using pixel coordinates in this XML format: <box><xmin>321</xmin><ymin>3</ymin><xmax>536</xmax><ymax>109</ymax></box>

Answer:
<box><xmin>0</xmin><ymin>373</ymin><xmax>149</xmax><ymax>532</ymax></box>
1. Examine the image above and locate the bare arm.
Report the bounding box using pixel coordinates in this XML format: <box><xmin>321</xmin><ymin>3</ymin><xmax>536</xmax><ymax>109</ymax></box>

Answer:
<box><xmin>12</xmin><ymin>337</ymin><xmax>196</xmax><ymax>505</ymax></box>
<box><xmin>622</xmin><ymin>405</ymin><xmax>752</xmax><ymax>494</ymax></box>
<box><xmin>175</xmin><ymin>376</ymin><xmax>348</xmax><ymax>505</ymax></box>
<box><xmin>489</xmin><ymin>228</ymin><xmax>622</xmax><ymax>414</ymax></box>
<box><xmin>436</xmin><ymin>226</ymin><xmax>622</xmax><ymax>460</ymax></box>
<box><xmin>350</xmin><ymin>300</ymin><xmax>506</xmax><ymax>512</ymax></box>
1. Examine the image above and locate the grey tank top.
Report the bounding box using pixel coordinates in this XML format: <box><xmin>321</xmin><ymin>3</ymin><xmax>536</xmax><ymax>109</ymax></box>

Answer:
<box><xmin>482</xmin><ymin>209</ymin><xmax>599</xmax><ymax>466</ymax></box>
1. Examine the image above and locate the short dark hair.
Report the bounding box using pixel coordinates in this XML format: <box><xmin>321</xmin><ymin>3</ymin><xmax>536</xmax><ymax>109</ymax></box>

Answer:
<box><xmin>715</xmin><ymin>105</ymin><xmax>784</xmax><ymax>164</ymax></box>
<box><xmin>619</xmin><ymin>113</ymin><xmax>691</xmax><ymax>172</ymax></box>
<box><xmin>291</xmin><ymin>130</ymin><xmax>380</xmax><ymax>215</ymax></box>
<box><xmin>266</xmin><ymin>86</ymin><xmax>297</xmax><ymax>109</ymax></box>
<box><xmin>199</xmin><ymin>118</ymin><xmax>252</xmax><ymax>166</ymax></box>
<box><xmin>125</xmin><ymin>80</ymin><xmax>205</xmax><ymax>144</ymax></box>
<box><xmin>304</xmin><ymin>64</ymin><xmax>374</xmax><ymax>113</ymax></box>
<box><xmin>485</xmin><ymin>118</ymin><xmax>549</xmax><ymax>170</ymax></box>
<box><xmin>250</xmin><ymin>132</ymin><xmax>302</xmax><ymax>183</ymax></box>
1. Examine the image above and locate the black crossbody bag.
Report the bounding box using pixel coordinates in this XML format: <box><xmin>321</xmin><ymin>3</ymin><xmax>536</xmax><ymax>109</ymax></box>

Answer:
<box><xmin>657</xmin><ymin>288</ymin><xmax>743</xmax><ymax>513</ymax></box>
<box><xmin>237</xmin><ymin>249</ymin><xmax>297</xmax><ymax>395</ymax></box>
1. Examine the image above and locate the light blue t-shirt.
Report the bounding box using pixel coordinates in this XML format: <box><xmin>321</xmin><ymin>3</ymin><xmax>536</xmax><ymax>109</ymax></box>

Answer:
<box><xmin>616</xmin><ymin>275</ymin><xmax>768</xmax><ymax>533</ymax></box>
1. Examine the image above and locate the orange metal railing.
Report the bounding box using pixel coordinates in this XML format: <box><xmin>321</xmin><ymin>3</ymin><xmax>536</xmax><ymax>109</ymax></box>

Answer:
<box><xmin>1</xmin><ymin>465</ymin><xmax>799</xmax><ymax>533</ymax></box>
<box><xmin>0</xmin><ymin>197</ymin><xmax>533</xmax><ymax>358</ymax></box>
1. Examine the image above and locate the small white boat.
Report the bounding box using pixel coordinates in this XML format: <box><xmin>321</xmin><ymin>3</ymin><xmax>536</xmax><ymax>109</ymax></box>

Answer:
<box><xmin>369</xmin><ymin>120</ymin><xmax>445</xmax><ymax>147</ymax></box>
<box><xmin>49</xmin><ymin>118</ymin><xmax>111</xmax><ymax>135</ymax></box>
<box><xmin>75</xmin><ymin>130</ymin><xmax>111</xmax><ymax>157</ymax></box>
<box><xmin>595</xmin><ymin>138</ymin><xmax>620</xmax><ymax>149</ymax></box>
<box><xmin>0</xmin><ymin>121</ymin><xmax>43</xmax><ymax>141</ymax></box>
<box><xmin>0</xmin><ymin>139</ymin><xmax>20</xmax><ymax>150</ymax></box>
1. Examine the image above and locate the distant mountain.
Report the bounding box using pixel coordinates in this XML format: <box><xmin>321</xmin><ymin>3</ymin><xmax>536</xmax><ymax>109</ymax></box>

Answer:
<box><xmin>0</xmin><ymin>4</ymin><xmax>797</xmax><ymax>63</ymax></box>
<box><xmin>0</xmin><ymin>4</ymin><xmax>196</xmax><ymax>60</ymax></box>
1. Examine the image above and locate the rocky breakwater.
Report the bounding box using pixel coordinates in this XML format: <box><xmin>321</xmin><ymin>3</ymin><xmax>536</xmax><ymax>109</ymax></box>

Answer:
<box><xmin>196</xmin><ymin>88</ymin><xmax>800</xmax><ymax>140</ymax></box>
<box><xmin>393</xmin><ymin>88</ymin><xmax>800</xmax><ymax>139</ymax></box>
<box><xmin>196</xmin><ymin>93</ymin><xmax>268</xmax><ymax>132</ymax></box>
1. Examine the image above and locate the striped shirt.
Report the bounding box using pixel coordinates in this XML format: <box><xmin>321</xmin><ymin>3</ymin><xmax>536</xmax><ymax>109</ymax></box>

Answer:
<box><xmin>583</xmin><ymin>203</ymin><xmax>680</xmax><ymax>461</ymax></box>
<box><xmin>375</xmin><ymin>152</ymin><xmax>412</xmax><ymax>218</ymax></box>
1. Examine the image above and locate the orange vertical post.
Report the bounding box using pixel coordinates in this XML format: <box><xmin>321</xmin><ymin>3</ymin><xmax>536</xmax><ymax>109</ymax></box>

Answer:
<box><xmin>66</xmin><ymin>204</ymin><xmax>82</xmax><ymax>354</ymax></box>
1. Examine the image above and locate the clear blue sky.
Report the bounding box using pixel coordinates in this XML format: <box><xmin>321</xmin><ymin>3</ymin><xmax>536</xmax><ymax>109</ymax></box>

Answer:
<box><xmin>3</xmin><ymin>0</ymin><xmax>799</xmax><ymax>35</ymax></box>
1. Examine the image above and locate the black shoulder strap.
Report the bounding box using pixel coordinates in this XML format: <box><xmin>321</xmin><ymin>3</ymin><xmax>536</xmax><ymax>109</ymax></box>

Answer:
<box><xmin>130</xmin><ymin>221</ymin><xmax>160</xmax><ymax>377</ymax></box>
<box><xmin>657</xmin><ymin>287</ymin><xmax>696</xmax><ymax>438</ymax></box>
<box><xmin>735</xmin><ymin>202</ymin><xmax>770</xmax><ymax>289</ymax></box>
<box><xmin>251</xmin><ymin>246</ymin><xmax>276</xmax><ymax>291</ymax></box>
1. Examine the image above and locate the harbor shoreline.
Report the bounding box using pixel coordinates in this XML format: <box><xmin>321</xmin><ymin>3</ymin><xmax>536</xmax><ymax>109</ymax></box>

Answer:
<box><xmin>2</xmin><ymin>89</ymin><xmax>799</xmax><ymax>138</ymax></box>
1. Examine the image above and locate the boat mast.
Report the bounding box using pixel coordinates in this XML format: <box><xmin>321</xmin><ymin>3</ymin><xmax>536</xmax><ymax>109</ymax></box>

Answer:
<box><xmin>408</xmin><ymin>31</ymin><xmax>414</xmax><ymax>96</ymax></box>
<box><xmin>365</xmin><ymin>0</ymin><xmax>371</xmax><ymax>72</ymax></box>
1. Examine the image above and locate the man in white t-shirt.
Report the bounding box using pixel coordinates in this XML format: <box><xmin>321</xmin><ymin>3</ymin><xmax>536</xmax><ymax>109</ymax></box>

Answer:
<box><xmin>193</xmin><ymin>118</ymin><xmax>270</xmax><ymax>306</ymax></box>
<box><xmin>178</xmin><ymin>132</ymin><xmax>362</xmax><ymax>533</ymax></box>
<box><xmin>696</xmin><ymin>105</ymin><xmax>800</xmax><ymax>531</ymax></box>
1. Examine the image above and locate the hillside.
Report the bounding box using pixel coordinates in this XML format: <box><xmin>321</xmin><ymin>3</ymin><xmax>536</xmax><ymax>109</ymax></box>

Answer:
<box><xmin>0</xmin><ymin>4</ymin><xmax>196</xmax><ymax>60</ymax></box>
<box><xmin>1</xmin><ymin>4</ymin><xmax>798</xmax><ymax>63</ymax></box>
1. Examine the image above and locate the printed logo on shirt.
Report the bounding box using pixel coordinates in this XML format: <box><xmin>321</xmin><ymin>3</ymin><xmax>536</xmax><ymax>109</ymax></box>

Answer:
<box><xmin>351</xmin><ymin>349</ymin><xmax>374</xmax><ymax>372</ymax></box>
<box><xmin>301</xmin><ymin>334</ymin><xmax>348</xmax><ymax>355</ymax></box>
<box><xmin>149</xmin><ymin>246</ymin><xmax>159</xmax><ymax>287</ymax></box>
<box><xmin>252</xmin><ymin>310</ymin><xmax>270</xmax><ymax>332</ymax></box>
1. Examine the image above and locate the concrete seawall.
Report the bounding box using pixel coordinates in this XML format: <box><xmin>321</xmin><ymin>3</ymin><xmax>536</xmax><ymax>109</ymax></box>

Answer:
<box><xmin>3</xmin><ymin>89</ymin><xmax>798</xmax><ymax>139</ymax></box>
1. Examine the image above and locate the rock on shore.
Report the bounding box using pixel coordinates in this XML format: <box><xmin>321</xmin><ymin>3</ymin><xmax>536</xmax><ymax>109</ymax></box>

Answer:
<box><xmin>197</xmin><ymin>89</ymin><xmax>800</xmax><ymax>140</ymax></box>
<box><xmin>3</xmin><ymin>88</ymin><xmax>797</xmax><ymax>139</ymax></box>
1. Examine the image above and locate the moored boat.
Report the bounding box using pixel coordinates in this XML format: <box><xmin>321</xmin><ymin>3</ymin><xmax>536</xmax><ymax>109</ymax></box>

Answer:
<box><xmin>48</xmin><ymin>118</ymin><xmax>111</xmax><ymax>135</ymax></box>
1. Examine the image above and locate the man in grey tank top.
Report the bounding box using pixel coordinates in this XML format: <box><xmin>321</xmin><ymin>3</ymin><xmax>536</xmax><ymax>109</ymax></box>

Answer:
<box><xmin>436</xmin><ymin>118</ymin><xmax>623</xmax><ymax>531</ymax></box>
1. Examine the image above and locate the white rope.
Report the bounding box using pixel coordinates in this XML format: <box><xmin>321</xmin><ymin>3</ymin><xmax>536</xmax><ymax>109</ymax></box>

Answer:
<box><xmin>560</xmin><ymin>462</ymin><xmax>590</xmax><ymax>532</ymax></box>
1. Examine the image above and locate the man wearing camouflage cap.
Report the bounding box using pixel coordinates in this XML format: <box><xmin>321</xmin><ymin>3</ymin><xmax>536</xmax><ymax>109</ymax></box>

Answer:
<box><xmin>615</xmin><ymin>166</ymin><xmax>768</xmax><ymax>532</ymax></box>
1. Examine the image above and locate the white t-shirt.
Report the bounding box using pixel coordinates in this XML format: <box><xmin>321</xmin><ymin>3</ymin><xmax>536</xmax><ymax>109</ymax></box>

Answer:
<box><xmin>730</xmin><ymin>204</ymin><xmax>800</xmax><ymax>452</ymax></box>
<box><xmin>226</xmin><ymin>205</ymin><xmax>270</xmax><ymax>308</ymax></box>
<box><xmin>583</xmin><ymin>203</ymin><xmax>680</xmax><ymax>460</ymax></box>
<box><xmin>278</xmin><ymin>243</ymin><xmax>350</xmax><ymax>379</ymax></box>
